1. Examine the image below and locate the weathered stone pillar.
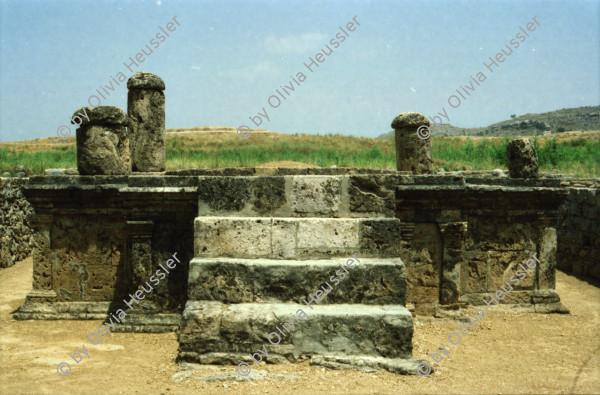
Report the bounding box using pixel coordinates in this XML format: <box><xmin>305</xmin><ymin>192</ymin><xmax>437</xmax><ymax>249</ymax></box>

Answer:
<box><xmin>439</xmin><ymin>222</ymin><xmax>467</xmax><ymax>305</ymax></box>
<box><xmin>537</xmin><ymin>226</ymin><xmax>557</xmax><ymax>289</ymax></box>
<box><xmin>391</xmin><ymin>112</ymin><xmax>433</xmax><ymax>174</ymax></box>
<box><xmin>532</xmin><ymin>224</ymin><xmax>566</xmax><ymax>312</ymax></box>
<box><xmin>127</xmin><ymin>220</ymin><xmax>157</xmax><ymax>311</ymax></box>
<box><xmin>127</xmin><ymin>72</ymin><xmax>165</xmax><ymax>172</ymax></box>
<box><xmin>73</xmin><ymin>106</ymin><xmax>131</xmax><ymax>175</ymax></box>
<box><xmin>26</xmin><ymin>214</ymin><xmax>57</xmax><ymax>302</ymax></box>
<box><xmin>506</xmin><ymin>138</ymin><xmax>538</xmax><ymax>178</ymax></box>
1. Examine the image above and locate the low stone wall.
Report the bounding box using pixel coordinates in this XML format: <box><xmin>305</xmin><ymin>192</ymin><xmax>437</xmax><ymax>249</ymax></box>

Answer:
<box><xmin>557</xmin><ymin>179</ymin><xmax>600</xmax><ymax>280</ymax></box>
<box><xmin>0</xmin><ymin>178</ymin><xmax>34</xmax><ymax>268</ymax></box>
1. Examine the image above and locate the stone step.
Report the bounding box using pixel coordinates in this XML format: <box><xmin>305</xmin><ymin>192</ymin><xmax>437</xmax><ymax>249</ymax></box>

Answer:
<box><xmin>178</xmin><ymin>301</ymin><xmax>413</xmax><ymax>364</ymax></box>
<box><xmin>194</xmin><ymin>217</ymin><xmax>401</xmax><ymax>259</ymax></box>
<box><xmin>187</xmin><ymin>257</ymin><xmax>406</xmax><ymax>305</ymax></box>
<box><xmin>197</xmin><ymin>174</ymin><xmax>395</xmax><ymax>218</ymax></box>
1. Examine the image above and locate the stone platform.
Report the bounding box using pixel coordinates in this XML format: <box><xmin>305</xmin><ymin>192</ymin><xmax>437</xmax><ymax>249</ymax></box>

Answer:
<box><xmin>13</xmin><ymin>168</ymin><xmax>572</xmax><ymax>374</ymax></box>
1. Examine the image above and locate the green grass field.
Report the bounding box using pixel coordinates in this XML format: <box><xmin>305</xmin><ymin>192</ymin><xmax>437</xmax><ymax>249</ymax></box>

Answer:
<box><xmin>432</xmin><ymin>136</ymin><xmax>600</xmax><ymax>177</ymax></box>
<box><xmin>1</xmin><ymin>133</ymin><xmax>599</xmax><ymax>178</ymax></box>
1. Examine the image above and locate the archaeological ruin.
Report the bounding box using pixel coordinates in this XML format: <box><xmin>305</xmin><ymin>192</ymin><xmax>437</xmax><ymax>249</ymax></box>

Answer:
<box><xmin>2</xmin><ymin>71</ymin><xmax>598</xmax><ymax>374</ymax></box>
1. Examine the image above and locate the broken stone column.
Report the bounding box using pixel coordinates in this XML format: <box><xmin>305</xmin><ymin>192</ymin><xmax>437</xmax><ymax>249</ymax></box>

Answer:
<box><xmin>392</xmin><ymin>112</ymin><xmax>433</xmax><ymax>174</ymax></box>
<box><xmin>73</xmin><ymin>106</ymin><xmax>131</xmax><ymax>175</ymax></box>
<box><xmin>127</xmin><ymin>72</ymin><xmax>165</xmax><ymax>172</ymax></box>
<box><xmin>506</xmin><ymin>138</ymin><xmax>539</xmax><ymax>178</ymax></box>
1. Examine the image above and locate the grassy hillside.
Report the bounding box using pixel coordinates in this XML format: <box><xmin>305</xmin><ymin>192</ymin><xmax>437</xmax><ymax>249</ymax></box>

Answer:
<box><xmin>1</xmin><ymin>130</ymin><xmax>599</xmax><ymax>178</ymax></box>
<box><xmin>483</xmin><ymin>105</ymin><xmax>600</xmax><ymax>136</ymax></box>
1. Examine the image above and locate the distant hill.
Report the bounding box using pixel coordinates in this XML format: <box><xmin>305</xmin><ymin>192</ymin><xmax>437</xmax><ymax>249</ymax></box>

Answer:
<box><xmin>166</xmin><ymin>126</ymin><xmax>277</xmax><ymax>135</ymax></box>
<box><xmin>377</xmin><ymin>123</ymin><xmax>482</xmax><ymax>140</ymax></box>
<box><xmin>378</xmin><ymin>105</ymin><xmax>600</xmax><ymax>139</ymax></box>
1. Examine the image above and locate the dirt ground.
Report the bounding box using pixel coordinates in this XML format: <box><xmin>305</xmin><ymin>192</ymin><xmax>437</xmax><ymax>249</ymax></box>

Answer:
<box><xmin>1</xmin><ymin>257</ymin><xmax>598</xmax><ymax>395</ymax></box>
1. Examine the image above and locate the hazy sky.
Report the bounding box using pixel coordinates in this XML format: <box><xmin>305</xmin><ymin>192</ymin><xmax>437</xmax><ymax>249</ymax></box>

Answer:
<box><xmin>0</xmin><ymin>0</ymin><xmax>598</xmax><ymax>142</ymax></box>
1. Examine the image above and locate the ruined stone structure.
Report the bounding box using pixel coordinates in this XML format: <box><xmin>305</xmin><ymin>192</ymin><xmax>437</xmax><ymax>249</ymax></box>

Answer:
<box><xmin>8</xmin><ymin>76</ymin><xmax>590</xmax><ymax>374</ymax></box>
<box><xmin>13</xmin><ymin>169</ymin><xmax>573</xmax><ymax>371</ymax></box>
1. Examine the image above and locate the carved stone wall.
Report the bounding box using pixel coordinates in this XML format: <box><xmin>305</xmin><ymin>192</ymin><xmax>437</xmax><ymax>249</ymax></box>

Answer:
<box><xmin>14</xmin><ymin>175</ymin><xmax>197</xmax><ymax>331</ymax></box>
<box><xmin>395</xmin><ymin>172</ymin><xmax>570</xmax><ymax>315</ymax></box>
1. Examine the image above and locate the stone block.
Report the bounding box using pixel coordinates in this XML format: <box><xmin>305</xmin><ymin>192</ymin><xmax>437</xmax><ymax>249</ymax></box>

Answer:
<box><xmin>196</xmin><ymin>217</ymin><xmax>403</xmax><ymax>259</ymax></box>
<box><xmin>348</xmin><ymin>175</ymin><xmax>395</xmax><ymax>215</ymax></box>
<box><xmin>112</xmin><ymin>313</ymin><xmax>181</xmax><ymax>333</ymax></box>
<box><xmin>534</xmin><ymin>302</ymin><xmax>570</xmax><ymax>314</ymax></box>
<box><xmin>531</xmin><ymin>289</ymin><xmax>560</xmax><ymax>304</ymax></box>
<box><xmin>411</xmin><ymin>223</ymin><xmax>443</xmax><ymax>263</ymax></box>
<box><xmin>465</xmin><ymin>259</ymin><xmax>487</xmax><ymax>293</ymax></box>
<box><xmin>194</xmin><ymin>217</ymin><xmax>272</xmax><ymax>258</ymax></box>
<box><xmin>463</xmin><ymin>291</ymin><xmax>532</xmax><ymax>305</ymax></box>
<box><xmin>413</xmin><ymin>302</ymin><xmax>437</xmax><ymax>316</ymax></box>
<box><xmin>178</xmin><ymin>302</ymin><xmax>414</xmax><ymax>362</ymax></box>
<box><xmin>187</xmin><ymin>257</ymin><xmax>407</xmax><ymax>305</ymax></box>
<box><xmin>297</xmin><ymin>219</ymin><xmax>358</xmax><ymax>250</ymax></box>
<box><xmin>405</xmin><ymin>259</ymin><xmax>438</xmax><ymax>288</ymax></box>
<box><xmin>197</xmin><ymin>177</ymin><xmax>251</xmax><ymax>213</ymax></box>
<box><xmin>291</xmin><ymin>176</ymin><xmax>342</xmax><ymax>215</ymax></box>
<box><xmin>13</xmin><ymin>301</ymin><xmax>114</xmax><ymax>320</ymax></box>
<box><xmin>497</xmin><ymin>290</ymin><xmax>531</xmax><ymax>304</ymax></box>
<box><xmin>253</xmin><ymin>177</ymin><xmax>287</xmax><ymax>215</ymax></box>
<box><xmin>271</xmin><ymin>220</ymin><xmax>296</xmax><ymax>258</ymax></box>
<box><xmin>358</xmin><ymin>218</ymin><xmax>402</xmax><ymax>256</ymax></box>
<box><xmin>487</xmin><ymin>251</ymin><xmax>536</xmax><ymax>291</ymax></box>
<box><xmin>310</xmin><ymin>355</ymin><xmax>428</xmax><ymax>375</ymax></box>
<box><xmin>407</xmin><ymin>285</ymin><xmax>438</xmax><ymax>304</ymax></box>
<box><xmin>440</xmin><ymin>210</ymin><xmax>462</xmax><ymax>221</ymax></box>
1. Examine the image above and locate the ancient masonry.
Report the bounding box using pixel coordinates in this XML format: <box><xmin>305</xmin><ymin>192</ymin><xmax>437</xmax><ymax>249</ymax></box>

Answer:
<box><xmin>0</xmin><ymin>178</ymin><xmax>34</xmax><ymax>268</ymax></box>
<box><xmin>557</xmin><ymin>179</ymin><xmax>600</xmax><ymax>280</ymax></box>
<box><xmin>7</xmin><ymin>72</ymin><xmax>595</xmax><ymax>374</ymax></box>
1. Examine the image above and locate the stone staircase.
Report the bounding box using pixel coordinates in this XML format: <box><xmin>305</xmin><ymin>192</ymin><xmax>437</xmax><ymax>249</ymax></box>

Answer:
<box><xmin>178</xmin><ymin>174</ymin><xmax>424</xmax><ymax>373</ymax></box>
